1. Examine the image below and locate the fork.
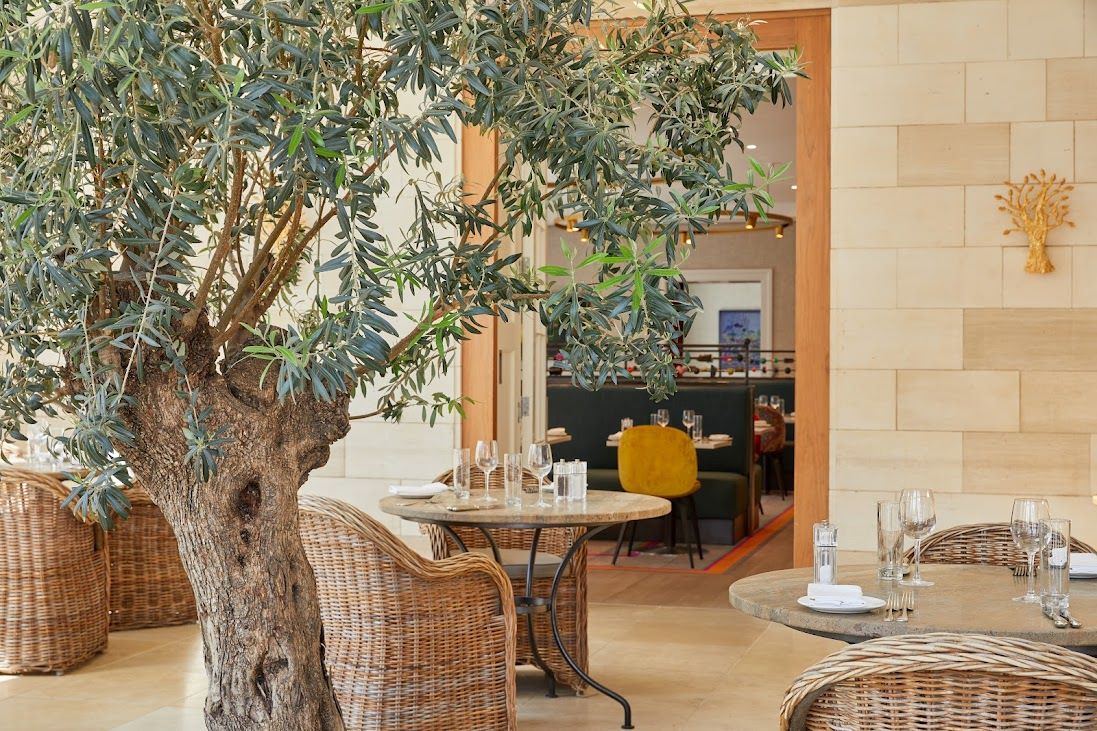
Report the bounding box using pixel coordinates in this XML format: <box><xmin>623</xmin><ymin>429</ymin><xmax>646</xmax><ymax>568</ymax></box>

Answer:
<box><xmin>883</xmin><ymin>592</ymin><xmax>896</xmax><ymax>622</ymax></box>
<box><xmin>898</xmin><ymin>590</ymin><xmax>911</xmax><ymax>622</ymax></box>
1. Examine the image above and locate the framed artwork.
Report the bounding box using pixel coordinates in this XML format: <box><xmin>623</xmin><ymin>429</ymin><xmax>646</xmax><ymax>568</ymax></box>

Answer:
<box><xmin>719</xmin><ymin>309</ymin><xmax>762</xmax><ymax>370</ymax></box>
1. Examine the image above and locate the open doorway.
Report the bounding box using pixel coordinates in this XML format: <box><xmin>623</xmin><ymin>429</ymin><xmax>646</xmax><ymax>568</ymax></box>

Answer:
<box><xmin>465</xmin><ymin>9</ymin><xmax>830</xmax><ymax>569</ymax></box>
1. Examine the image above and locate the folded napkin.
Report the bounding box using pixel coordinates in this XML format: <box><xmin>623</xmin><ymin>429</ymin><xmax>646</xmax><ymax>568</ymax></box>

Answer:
<box><xmin>807</xmin><ymin>583</ymin><xmax>863</xmax><ymax>599</ymax></box>
<box><xmin>709</xmin><ymin>433</ymin><xmax>731</xmax><ymax>441</ymax></box>
<box><xmin>547</xmin><ymin>426</ymin><xmax>568</xmax><ymax>436</ymax></box>
<box><xmin>1071</xmin><ymin>553</ymin><xmax>1097</xmax><ymax>570</ymax></box>
<box><xmin>388</xmin><ymin>482</ymin><xmax>449</xmax><ymax>497</ymax></box>
<box><xmin>805</xmin><ymin>583</ymin><xmax>864</xmax><ymax>608</ymax></box>
<box><xmin>608</xmin><ymin>431</ymin><xmax>623</xmax><ymax>440</ymax></box>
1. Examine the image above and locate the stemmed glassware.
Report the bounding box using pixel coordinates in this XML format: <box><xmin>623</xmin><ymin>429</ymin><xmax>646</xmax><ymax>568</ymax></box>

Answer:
<box><xmin>1011</xmin><ymin>497</ymin><xmax>1050</xmax><ymax>603</ymax></box>
<box><xmin>656</xmin><ymin>408</ymin><xmax>669</xmax><ymax>427</ymax></box>
<box><xmin>682</xmin><ymin>410</ymin><xmax>695</xmax><ymax>434</ymax></box>
<box><xmin>527</xmin><ymin>441</ymin><xmax>553</xmax><ymax>508</ymax></box>
<box><xmin>898</xmin><ymin>488</ymin><xmax>936</xmax><ymax>587</ymax></box>
<box><xmin>474</xmin><ymin>440</ymin><xmax>499</xmax><ymax>505</ymax></box>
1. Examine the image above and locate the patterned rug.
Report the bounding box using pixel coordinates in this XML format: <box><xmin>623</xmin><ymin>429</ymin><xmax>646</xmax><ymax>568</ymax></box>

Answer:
<box><xmin>588</xmin><ymin>495</ymin><xmax>794</xmax><ymax>575</ymax></box>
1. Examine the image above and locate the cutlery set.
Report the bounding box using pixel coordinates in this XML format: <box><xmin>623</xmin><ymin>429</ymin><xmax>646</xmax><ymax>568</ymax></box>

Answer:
<box><xmin>1042</xmin><ymin>605</ymin><xmax>1083</xmax><ymax>629</ymax></box>
<box><xmin>882</xmin><ymin>590</ymin><xmax>914</xmax><ymax>622</ymax></box>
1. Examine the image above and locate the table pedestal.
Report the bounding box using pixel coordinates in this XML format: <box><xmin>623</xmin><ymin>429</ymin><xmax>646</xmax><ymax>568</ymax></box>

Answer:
<box><xmin>440</xmin><ymin>522</ymin><xmax>635</xmax><ymax>728</ymax></box>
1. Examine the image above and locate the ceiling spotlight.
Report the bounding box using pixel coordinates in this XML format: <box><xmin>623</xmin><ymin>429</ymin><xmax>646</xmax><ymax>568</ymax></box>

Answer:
<box><xmin>580</xmin><ymin>229</ymin><xmax>590</xmax><ymax>243</ymax></box>
<box><xmin>790</xmin><ymin>185</ymin><xmax>798</xmax><ymax>190</ymax></box>
<box><xmin>564</xmin><ymin>217</ymin><xmax>578</xmax><ymax>233</ymax></box>
<box><xmin>745</xmin><ymin>144</ymin><xmax>757</xmax><ymax>150</ymax></box>
<box><xmin>775</xmin><ymin>225</ymin><xmax>784</xmax><ymax>239</ymax></box>
<box><xmin>744</xmin><ymin>213</ymin><xmax>758</xmax><ymax>230</ymax></box>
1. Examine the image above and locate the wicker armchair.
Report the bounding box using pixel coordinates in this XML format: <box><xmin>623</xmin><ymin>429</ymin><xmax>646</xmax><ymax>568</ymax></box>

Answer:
<box><xmin>108</xmin><ymin>486</ymin><xmax>197</xmax><ymax>631</ymax></box>
<box><xmin>299</xmin><ymin>495</ymin><xmax>517</xmax><ymax>731</ymax></box>
<box><xmin>755</xmin><ymin>404</ymin><xmax>787</xmax><ymax>498</ymax></box>
<box><xmin>779</xmin><ymin>632</ymin><xmax>1097</xmax><ymax>730</ymax></box>
<box><xmin>0</xmin><ymin>470</ymin><xmax>108</xmax><ymax>673</ymax></box>
<box><xmin>426</xmin><ymin>468</ymin><xmax>589</xmax><ymax>693</ymax></box>
<box><xmin>907</xmin><ymin>522</ymin><xmax>1097</xmax><ymax>567</ymax></box>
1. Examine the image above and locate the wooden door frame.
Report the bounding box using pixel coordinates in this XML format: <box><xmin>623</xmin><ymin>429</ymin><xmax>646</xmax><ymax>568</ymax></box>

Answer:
<box><xmin>460</xmin><ymin>8</ymin><xmax>830</xmax><ymax>566</ymax></box>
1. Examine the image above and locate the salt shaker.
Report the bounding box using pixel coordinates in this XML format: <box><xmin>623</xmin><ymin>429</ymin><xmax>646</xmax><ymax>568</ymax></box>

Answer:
<box><xmin>567</xmin><ymin>460</ymin><xmax>587</xmax><ymax>503</ymax></box>
<box><xmin>813</xmin><ymin>521</ymin><xmax>838</xmax><ymax>585</ymax></box>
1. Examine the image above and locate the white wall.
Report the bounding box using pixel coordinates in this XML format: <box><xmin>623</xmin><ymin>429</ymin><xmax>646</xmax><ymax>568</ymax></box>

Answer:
<box><xmin>684</xmin><ymin>281</ymin><xmax>763</xmax><ymax>348</ymax></box>
<box><xmin>301</xmin><ymin>113</ymin><xmax>462</xmax><ymax>538</ymax></box>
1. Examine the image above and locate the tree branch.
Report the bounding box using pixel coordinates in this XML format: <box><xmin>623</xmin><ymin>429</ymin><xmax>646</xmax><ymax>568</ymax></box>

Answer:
<box><xmin>188</xmin><ymin>149</ymin><xmax>245</xmax><ymax>325</ymax></box>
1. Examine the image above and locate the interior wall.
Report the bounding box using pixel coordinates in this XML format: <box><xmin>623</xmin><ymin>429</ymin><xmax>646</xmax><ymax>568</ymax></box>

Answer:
<box><xmin>300</xmin><ymin>119</ymin><xmax>462</xmax><ymax>538</ymax></box>
<box><xmin>546</xmin><ymin>229</ymin><xmax>797</xmax><ymax>350</ymax></box>
<box><xmin>685</xmin><ymin>281</ymin><xmax>763</xmax><ymax>349</ymax></box>
<box><xmin>829</xmin><ymin>0</ymin><xmax>1097</xmax><ymax>549</ymax></box>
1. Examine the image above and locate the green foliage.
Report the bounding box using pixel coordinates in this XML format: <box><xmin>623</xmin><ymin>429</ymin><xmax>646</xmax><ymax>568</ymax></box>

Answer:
<box><xmin>0</xmin><ymin>0</ymin><xmax>799</xmax><ymax>522</ymax></box>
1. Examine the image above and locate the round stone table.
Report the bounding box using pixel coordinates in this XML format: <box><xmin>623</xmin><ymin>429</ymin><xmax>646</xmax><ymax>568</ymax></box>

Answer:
<box><xmin>729</xmin><ymin>564</ymin><xmax>1097</xmax><ymax>655</ymax></box>
<box><xmin>382</xmin><ymin>489</ymin><xmax>670</xmax><ymax>729</ymax></box>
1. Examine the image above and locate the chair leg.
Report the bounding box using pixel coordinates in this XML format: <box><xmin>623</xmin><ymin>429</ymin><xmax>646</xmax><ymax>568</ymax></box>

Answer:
<box><xmin>611</xmin><ymin>522</ymin><xmax>630</xmax><ymax>565</ymax></box>
<box><xmin>675</xmin><ymin>499</ymin><xmax>694</xmax><ymax>569</ymax></box>
<box><xmin>759</xmin><ymin>455</ymin><xmax>769</xmax><ymax>494</ymax></box>
<box><xmin>689</xmin><ymin>494</ymin><xmax>704</xmax><ymax>561</ymax></box>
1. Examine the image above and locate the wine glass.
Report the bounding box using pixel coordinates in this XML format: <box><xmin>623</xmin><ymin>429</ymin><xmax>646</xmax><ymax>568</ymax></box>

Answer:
<box><xmin>475</xmin><ymin>440</ymin><xmax>499</xmax><ymax>504</ymax></box>
<box><xmin>1011</xmin><ymin>497</ymin><xmax>1050</xmax><ymax>602</ymax></box>
<box><xmin>527</xmin><ymin>441</ymin><xmax>553</xmax><ymax>508</ymax></box>
<box><xmin>656</xmin><ymin>408</ymin><xmax>669</xmax><ymax>427</ymax></box>
<box><xmin>682</xmin><ymin>409</ymin><xmax>695</xmax><ymax>433</ymax></box>
<box><xmin>898</xmin><ymin>488</ymin><xmax>936</xmax><ymax>587</ymax></box>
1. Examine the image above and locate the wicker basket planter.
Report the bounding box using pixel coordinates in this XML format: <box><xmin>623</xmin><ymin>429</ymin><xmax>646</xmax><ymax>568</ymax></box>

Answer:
<box><xmin>108</xmin><ymin>487</ymin><xmax>197</xmax><ymax>631</ymax></box>
<box><xmin>0</xmin><ymin>470</ymin><xmax>108</xmax><ymax>674</ymax></box>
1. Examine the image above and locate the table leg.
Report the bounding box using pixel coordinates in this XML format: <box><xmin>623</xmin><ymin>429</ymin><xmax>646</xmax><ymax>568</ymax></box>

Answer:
<box><xmin>522</xmin><ymin>528</ymin><xmax>556</xmax><ymax>697</ymax></box>
<box><xmin>477</xmin><ymin>526</ymin><xmax>503</xmax><ymax>564</ymax></box>
<box><xmin>439</xmin><ymin>524</ymin><xmax>468</xmax><ymax>553</ymax></box>
<box><xmin>548</xmin><ymin>524</ymin><xmax>635</xmax><ymax>729</ymax></box>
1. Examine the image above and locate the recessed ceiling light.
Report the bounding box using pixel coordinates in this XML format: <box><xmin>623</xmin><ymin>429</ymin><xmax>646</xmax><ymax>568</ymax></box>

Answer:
<box><xmin>745</xmin><ymin>144</ymin><xmax>757</xmax><ymax>150</ymax></box>
<box><xmin>790</xmin><ymin>185</ymin><xmax>798</xmax><ymax>190</ymax></box>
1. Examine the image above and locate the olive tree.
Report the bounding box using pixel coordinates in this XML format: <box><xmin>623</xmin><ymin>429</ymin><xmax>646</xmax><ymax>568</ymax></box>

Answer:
<box><xmin>0</xmin><ymin>0</ymin><xmax>797</xmax><ymax>727</ymax></box>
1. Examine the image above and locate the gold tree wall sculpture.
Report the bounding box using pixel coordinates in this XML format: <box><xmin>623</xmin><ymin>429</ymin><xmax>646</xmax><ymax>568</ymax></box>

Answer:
<box><xmin>996</xmin><ymin>169</ymin><xmax>1074</xmax><ymax>274</ymax></box>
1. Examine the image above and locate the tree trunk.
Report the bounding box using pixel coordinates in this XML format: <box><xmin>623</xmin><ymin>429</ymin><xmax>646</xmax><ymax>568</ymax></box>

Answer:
<box><xmin>116</xmin><ymin>321</ymin><xmax>350</xmax><ymax>731</ymax></box>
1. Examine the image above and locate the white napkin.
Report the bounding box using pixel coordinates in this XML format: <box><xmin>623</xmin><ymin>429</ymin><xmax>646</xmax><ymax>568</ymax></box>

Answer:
<box><xmin>1070</xmin><ymin>552</ymin><xmax>1097</xmax><ymax>570</ymax></box>
<box><xmin>709</xmin><ymin>433</ymin><xmax>731</xmax><ymax>441</ymax></box>
<box><xmin>806</xmin><ymin>583</ymin><xmax>864</xmax><ymax>607</ymax></box>
<box><xmin>547</xmin><ymin>426</ymin><xmax>567</xmax><ymax>436</ymax></box>
<box><xmin>608</xmin><ymin>431</ymin><xmax>623</xmax><ymax>440</ymax></box>
<box><xmin>388</xmin><ymin>482</ymin><xmax>449</xmax><ymax>497</ymax></box>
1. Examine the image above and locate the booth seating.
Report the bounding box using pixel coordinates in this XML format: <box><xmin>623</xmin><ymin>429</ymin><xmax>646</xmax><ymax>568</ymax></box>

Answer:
<box><xmin>548</xmin><ymin>382</ymin><xmax>757</xmax><ymax>544</ymax></box>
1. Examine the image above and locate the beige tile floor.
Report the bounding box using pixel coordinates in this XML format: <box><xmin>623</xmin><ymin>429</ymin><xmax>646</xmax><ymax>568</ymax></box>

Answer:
<box><xmin>0</xmin><ymin>604</ymin><xmax>842</xmax><ymax>730</ymax></box>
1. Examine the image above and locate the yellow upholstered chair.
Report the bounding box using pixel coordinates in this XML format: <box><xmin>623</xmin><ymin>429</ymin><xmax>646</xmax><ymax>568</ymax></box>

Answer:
<box><xmin>612</xmin><ymin>425</ymin><xmax>703</xmax><ymax>568</ymax></box>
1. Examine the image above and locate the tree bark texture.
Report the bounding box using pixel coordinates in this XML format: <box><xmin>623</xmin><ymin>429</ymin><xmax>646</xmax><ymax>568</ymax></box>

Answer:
<box><xmin>116</xmin><ymin>318</ymin><xmax>350</xmax><ymax>731</ymax></box>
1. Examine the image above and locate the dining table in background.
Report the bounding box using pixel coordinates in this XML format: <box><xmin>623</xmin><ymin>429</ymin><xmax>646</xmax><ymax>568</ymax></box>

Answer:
<box><xmin>729</xmin><ymin>564</ymin><xmax>1097</xmax><ymax>656</ymax></box>
<box><xmin>380</xmin><ymin>489</ymin><xmax>671</xmax><ymax>729</ymax></box>
<box><xmin>605</xmin><ymin>435</ymin><xmax>733</xmax><ymax>450</ymax></box>
<box><xmin>545</xmin><ymin>432</ymin><xmax>572</xmax><ymax>446</ymax></box>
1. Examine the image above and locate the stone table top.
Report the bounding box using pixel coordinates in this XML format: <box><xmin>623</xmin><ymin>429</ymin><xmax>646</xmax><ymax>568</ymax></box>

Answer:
<box><xmin>380</xmin><ymin>489</ymin><xmax>670</xmax><ymax>528</ymax></box>
<box><xmin>729</xmin><ymin>564</ymin><xmax>1097</xmax><ymax>649</ymax></box>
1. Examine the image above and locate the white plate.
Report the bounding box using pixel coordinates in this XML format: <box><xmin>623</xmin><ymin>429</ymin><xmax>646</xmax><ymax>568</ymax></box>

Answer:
<box><xmin>388</xmin><ymin>484</ymin><xmax>449</xmax><ymax>499</ymax></box>
<box><xmin>797</xmin><ymin>596</ymin><xmax>886</xmax><ymax>614</ymax></box>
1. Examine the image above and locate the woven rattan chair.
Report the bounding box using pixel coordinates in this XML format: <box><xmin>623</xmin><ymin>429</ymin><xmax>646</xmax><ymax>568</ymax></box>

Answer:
<box><xmin>299</xmin><ymin>495</ymin><xmax>517</xmax><ymax>731</ymax></box>
<box><xmin>755</xmin><ymin>404</ymin><xmax>787</xmax><ymax>498</ymax></box>
<box><xmin>907</xmin><ymin>522</ymin><xmax>1097</xmax><ymax>567</ymax></box>
<box><xmin>0</xmin><ymin>469</ymin><xmax>108</xmax><ymax>674</ymax></box>
<box><xmin>779</xmin><ymin>632</ymin><xmax>1097</xmax><ymax>730</ymax></box>
<box><xmin>426</xmin><ymin>468</ymin><xmax>589</xmax><ymax>694</ymax></box>
<box><xmin>107</xmin><ymin>486</ymin><xmax>197</xmax><ymax>631</ymax></box>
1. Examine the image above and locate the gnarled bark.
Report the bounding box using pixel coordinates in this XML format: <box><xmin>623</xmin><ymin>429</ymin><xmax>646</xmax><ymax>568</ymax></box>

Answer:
<box><xmin>117</xmin><ymin>319</ymin><xmax>350</xmax><ymax>731</ymax></box>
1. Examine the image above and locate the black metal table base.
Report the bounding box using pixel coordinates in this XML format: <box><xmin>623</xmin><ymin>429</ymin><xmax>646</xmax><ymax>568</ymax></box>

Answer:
<box><xmin>444</xmin><ymin>520</ymin><xmax>633</xmax><ymax>728</ymax></box>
